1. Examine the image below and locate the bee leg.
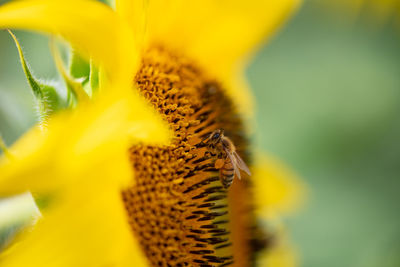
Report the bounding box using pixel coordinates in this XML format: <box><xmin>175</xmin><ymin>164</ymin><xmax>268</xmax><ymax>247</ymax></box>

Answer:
<box><xmin>215</xmin><ymin>158</ymin><xmax>225</xmax><ymax>169</ymax></box>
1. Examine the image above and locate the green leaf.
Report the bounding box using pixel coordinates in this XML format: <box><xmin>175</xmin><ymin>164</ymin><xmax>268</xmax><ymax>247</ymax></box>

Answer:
<box><xmin>8</xmin><ymin>30</ymin><xmax>67</xmax><ymax>124</ymax></box>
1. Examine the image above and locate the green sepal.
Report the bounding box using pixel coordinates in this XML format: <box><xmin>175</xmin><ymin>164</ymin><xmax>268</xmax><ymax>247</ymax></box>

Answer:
<box><xmin>69</xmin><ymin>49</ymin><xmax>99</xmax><ymax>97</ymax></box>
<box><xmin>69</xmin><ymin>49</ymin><xmax>90</xmax><ymax>81</ymax></box>
<box><xmin>68</xmin><ymin>49</ymin><xmax>90</xmax><ymax>105</ymax></box>
<box><xmin>88</xmin><ymin>60</ymin><xmax>99</xmax><ymax>95</ymax></box>
<box><xmin>50</xmin><ymin>40</ymin><xmax>89</xmax><ymax>107</ymax></box>
<box><xmin>37</xmin><ymin>82</ymin><xmax>67</xmax><ymax>122</ymax></box>
<box><xmin>8</xmin><ymin>30</ymin><xmax>67</xmax><ymax>124</ymax></box>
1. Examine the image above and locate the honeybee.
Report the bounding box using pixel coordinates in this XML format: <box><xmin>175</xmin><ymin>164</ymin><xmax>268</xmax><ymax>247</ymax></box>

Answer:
<box><xmin>203</xmin><ymin>129</ymin><xmax>251</xmax><ymax>188</ymax></box>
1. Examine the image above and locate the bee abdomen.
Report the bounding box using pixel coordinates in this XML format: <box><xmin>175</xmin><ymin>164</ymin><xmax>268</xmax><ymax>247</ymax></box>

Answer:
<box><xmin>220</xmin><ymin>165</ymin><xmax>234</xmax><ymax>189</ymax></box>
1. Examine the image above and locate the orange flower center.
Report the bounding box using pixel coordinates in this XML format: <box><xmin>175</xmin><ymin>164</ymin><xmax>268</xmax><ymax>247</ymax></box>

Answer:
<box><xmin>122</xmin><ymin>46</ymin><xmax>267</xmax><ymax>267</ymax></box>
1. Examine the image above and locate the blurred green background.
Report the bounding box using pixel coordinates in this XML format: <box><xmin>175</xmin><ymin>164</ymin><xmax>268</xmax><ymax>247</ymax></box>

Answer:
<box><xmin>249</xmin><ymin>2</ymin><xmax>400</xmax><ymax>267</ymax></box>
<box><xmin>0</xmin><ymin>1</ymin><xmax>400</xmax><ymax>266</ymax></box>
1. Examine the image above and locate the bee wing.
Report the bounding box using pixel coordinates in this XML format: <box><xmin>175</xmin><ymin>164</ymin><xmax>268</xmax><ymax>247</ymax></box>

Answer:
<box><xmin>224</xmin><ymin>148</ymin><xmax>242</xmax><ymax>180</ymax></box>
<box><xmin>233</xmin><ymin>152</ymin><xmax>251</xmax><ymax>176</ymax></box>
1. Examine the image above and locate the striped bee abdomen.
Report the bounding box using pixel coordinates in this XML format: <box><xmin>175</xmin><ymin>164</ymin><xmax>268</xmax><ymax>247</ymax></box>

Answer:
<box><xmin>220</xmin><ymin>157</ymin><xmax>235</xmax><ymax>188</ymax></box>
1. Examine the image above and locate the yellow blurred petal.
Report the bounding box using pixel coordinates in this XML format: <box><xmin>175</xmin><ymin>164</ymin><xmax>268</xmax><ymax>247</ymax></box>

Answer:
<box><xmin>221</xmin><ymin>68</ymin><xmax>255</xmax><ymax>120</ymax></box>
<box><xmin>0</xmin><ymin>89</ymin><xmax>171</xmax><ymax>196</ymax></box>
<box><xmin>258</xmin><ymin>237</ymin><xmax>298</xmax><ymax>267</ymax></box>
<box><xmin>252</xmin><ymin>154</ymin><xmax>306</xmax><ymax>218</ymax></box>
<box><xmin>0</xmin><ymin>179</ymin><xmax>148</xmax><ymax>267</ymax></box>
<box><xmin>256</xmin><ymin>218</ymin><xmax>299</xmax><ymax>267</ymax></box>
<box><xmin>0</xmin><ymin>89</ymin><xmax>166</xmax><ymax>265</ymax></box>
<box><xmin>144</xmin><ymin>0</ymin><xmax>301</xmax><ymax>114</ymax></box>
<box><xmin>0</xmin><ymin>0</ymin><xmax>138</xmax><ymax>88</ymax></box>
<box><xmin>116</xmin><ymin>0</ymin><xmax>147</xmax><ymax>49</ymax></box>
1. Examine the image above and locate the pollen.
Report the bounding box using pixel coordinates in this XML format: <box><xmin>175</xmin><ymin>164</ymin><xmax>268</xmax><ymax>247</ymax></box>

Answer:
<box><xmin>122</xmin><ymin>46</ymin><xmax>267</xmax><ymax>267</ymax></box>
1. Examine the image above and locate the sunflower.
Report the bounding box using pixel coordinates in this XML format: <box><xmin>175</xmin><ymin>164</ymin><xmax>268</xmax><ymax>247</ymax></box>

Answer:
<box><xmin>0</xmin><ymin>0</ymin><xmax>303</xmax><ymax>266</ymax></box>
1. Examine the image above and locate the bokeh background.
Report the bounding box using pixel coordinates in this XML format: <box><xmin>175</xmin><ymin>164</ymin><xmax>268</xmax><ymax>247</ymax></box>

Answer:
<box><xmin>1</xmin><ymin>1</ymin><xmax>400</xmax><ymax>266</ymax></box>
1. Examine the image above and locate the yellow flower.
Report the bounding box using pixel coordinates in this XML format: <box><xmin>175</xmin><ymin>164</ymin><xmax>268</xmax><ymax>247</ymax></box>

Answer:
<box><xmin>0</xmin><ymin>0</ymin><xmax>303</xmax><ymax>266</ymax></box>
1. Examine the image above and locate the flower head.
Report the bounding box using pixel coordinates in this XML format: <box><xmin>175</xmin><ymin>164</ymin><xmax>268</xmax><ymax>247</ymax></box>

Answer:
<box><xmin>0</xmin><ymin>0</ymin><xmax>303</xmax><ymax>266</ymax></box>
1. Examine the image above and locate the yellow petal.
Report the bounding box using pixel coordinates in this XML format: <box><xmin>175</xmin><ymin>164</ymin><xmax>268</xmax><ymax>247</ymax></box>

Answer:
<box><xmin>252</xmin><ymin>154</ymin><xmax>306</xmax><ymax>218</ymax></box>
<box><xmin>256</xmin><ymin>215</ymin><xmax>299</xmax><ymax>266</ymax></box>
<box><xmin>1</xmin><ymin>178</ymin><xmax>148</xmax><ymax>267</ymax></box>
<box><xmin>143</xmin><ymin>0</ymin><xmax>301</xmax><ymax>114</ymax></box>
<box><xmin>0</xmin><ymin>89</ymin><xmax>171</xmax><ymax>197</ymax></box>
<box><xmin>0</xmin><ymin>0</ymin><xmax>138</xmax><ymax>88</ymax></box>
<box><xmin>115</xmin><ymin>0</ymin><xmax>148</xmax><ymax>49</ymax></box>
<box><xmin>0</xmin><ymin>90</ymin><xmax>158</xmax><ymax>266</ymax></box>
<box><xmin>221</xmin><ymin>68</ymin><xmax>255</xmax><ymax>119</ymax></box>
<box><xmin>258</xmin><ymin>235</ymin><xmax>298</xmax><ymax>267</ymax></box>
